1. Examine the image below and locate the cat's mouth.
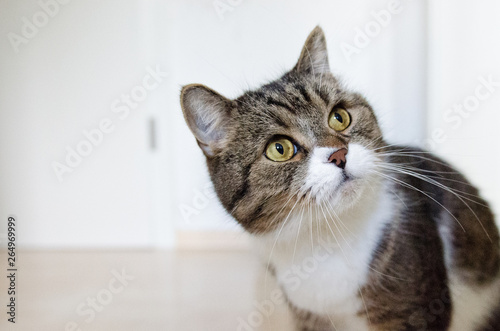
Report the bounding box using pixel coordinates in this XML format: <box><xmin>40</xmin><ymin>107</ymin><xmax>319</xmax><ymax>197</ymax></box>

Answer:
<box><xmin>336</xmin><ymin>173</ymin><xmax>358</xmax><ymax>193</ymax></box>
<box><xmin>308</xmin><ymin>172</ymin><xmax>360</xmax><ymax>205</ymax></box>
<box><xmin>341</xmin><ymin>171</ymin><xmax>352</xmax><ymax>182</ymax></box>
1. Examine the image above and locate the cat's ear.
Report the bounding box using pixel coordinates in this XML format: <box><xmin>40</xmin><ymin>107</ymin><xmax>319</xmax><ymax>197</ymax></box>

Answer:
<box><xmin>180</xmin><ymin>84</ymin><xmax>233</xmax><ymax>157</ymax></box>
<box><xmin>293</xmin><ymin>26</ymin><xmax>330</xmax><ymax>75</ymax></box>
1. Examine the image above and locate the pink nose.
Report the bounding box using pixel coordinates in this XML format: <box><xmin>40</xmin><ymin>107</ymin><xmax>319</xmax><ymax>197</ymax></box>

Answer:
<box><xmin>328</xmin><ymin>148</ymin><xmax>348</xmax><ymax>169</ymax></box>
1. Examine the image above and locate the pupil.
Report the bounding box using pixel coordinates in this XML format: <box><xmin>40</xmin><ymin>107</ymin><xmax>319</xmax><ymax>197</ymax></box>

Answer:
<box><xmin>335</xmin><ymin>112</ymin><xmax>343</xmax><ymax>123</ymax></box>
<box><xmin>276</xmin><ymin>143</ymin><xmax>284</xmax><ymax>155</ymax></box>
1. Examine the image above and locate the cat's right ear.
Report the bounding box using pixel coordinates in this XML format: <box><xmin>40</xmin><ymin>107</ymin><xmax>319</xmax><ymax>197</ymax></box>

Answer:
<box><xmin>180</xmin><ymin>84</ymin><xmax>232</xmax><ymax>157</ymax></box>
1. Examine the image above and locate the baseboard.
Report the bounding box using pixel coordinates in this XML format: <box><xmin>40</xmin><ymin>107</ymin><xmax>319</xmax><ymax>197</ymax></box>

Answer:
<box><xmin>176</xmin><ymin>230</ymin><xmax>252</xmax><ymax>250</ymax></box>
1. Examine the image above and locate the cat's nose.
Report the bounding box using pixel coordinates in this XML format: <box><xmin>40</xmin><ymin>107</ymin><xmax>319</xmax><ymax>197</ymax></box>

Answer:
<box><xmin>328</xmin><ymin>148</ymin><xmax>348</xmax><ymax>169</ymax></box>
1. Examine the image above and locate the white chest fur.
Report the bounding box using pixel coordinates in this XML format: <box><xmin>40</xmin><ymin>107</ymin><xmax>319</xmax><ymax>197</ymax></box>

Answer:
<box><xmin>255</xmin><ymin>181</ymin><xmax>394</xmax><ymax>329</ymax></box>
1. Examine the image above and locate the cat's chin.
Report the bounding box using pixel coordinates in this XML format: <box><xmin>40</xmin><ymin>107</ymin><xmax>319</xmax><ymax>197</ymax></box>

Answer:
<box><xmin>314</xmin><ymin>171</ymin><xmax>383</xmax><ymax>216</ymax></box>
<box><xmin>321</xmin><ymin>177</ymin><xmax>366</xmax><ymax>212</ymax></box>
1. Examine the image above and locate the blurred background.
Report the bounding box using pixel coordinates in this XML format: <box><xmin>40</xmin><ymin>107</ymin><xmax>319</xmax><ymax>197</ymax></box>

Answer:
<box><xmin>1</xmin><ymin>0</ymin><xmax>500</xmax><ymax>330</ymax></box>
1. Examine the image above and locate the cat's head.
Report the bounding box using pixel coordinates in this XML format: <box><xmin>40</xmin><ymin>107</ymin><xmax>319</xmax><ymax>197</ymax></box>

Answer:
<box><xmin>180</xmin><ymin>27</ymin><xmax>385</xmax><ymax>234</ymax></box>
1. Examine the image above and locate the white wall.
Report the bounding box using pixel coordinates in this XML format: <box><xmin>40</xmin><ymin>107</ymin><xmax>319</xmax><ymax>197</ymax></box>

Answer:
<box><xmin>8</xmin><ymin>0</ymin><xmax>486</xmax><ymax>248</ymax></box>
<box><xmin>427</xmin><ymin>0</ymin><xmax>500</xmax><ymax>217</ymax></box>
<box><xmin>0</xmin><ymin>0</ymin><xmax>175</xmax><ymax>248</ymax></box>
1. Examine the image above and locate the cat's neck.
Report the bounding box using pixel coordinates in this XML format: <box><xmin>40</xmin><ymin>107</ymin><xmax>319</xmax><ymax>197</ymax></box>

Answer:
<box><xmin>254</xmin><ymin>176</ymin><xmax>395</xmax><ymax>264</ymax></box>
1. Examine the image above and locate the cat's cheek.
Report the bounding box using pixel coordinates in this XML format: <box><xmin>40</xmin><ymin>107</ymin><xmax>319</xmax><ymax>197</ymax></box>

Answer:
<box><xmin>345</xmin><ymin>143</ymin><xmax>377</xmax><ymax>179</ymax></box>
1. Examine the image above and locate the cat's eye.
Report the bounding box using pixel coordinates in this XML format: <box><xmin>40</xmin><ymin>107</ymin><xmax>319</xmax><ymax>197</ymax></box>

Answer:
<box><xmin>328</xmin><ymin>107</ymin><xmax>351</xmax><ymax>132</ymax></box>
<box><xmin>265</xmin><ymin>138</ymin><xmax>297</xmax><ymax>162</ymax></box>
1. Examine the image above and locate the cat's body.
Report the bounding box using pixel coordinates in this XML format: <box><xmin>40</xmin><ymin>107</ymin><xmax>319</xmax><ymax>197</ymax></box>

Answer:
<box><xmin>180</xmin><ymin>27</ymin><xmax>500</xmax><ymax>330</ymax></box>
<box><xmin>256</xmin><ymin>157</ymin><xmax>392</xmax><ymax>330</ymax></box>
<box><xmin>257</xmin><ymin>147</ymin><xmax>500</xmax><ymax>330</ymax></box>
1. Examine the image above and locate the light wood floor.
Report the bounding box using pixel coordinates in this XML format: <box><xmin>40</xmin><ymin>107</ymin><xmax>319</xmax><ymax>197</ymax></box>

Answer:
<box><xmin>0</xmin><ymin>250</ymin><xmax>293</xmax><ymax>331</ymax></box>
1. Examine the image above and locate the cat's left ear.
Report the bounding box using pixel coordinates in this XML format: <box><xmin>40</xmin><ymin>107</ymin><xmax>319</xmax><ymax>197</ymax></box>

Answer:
<box><xmin>293</xmin><ymin>26</ymin><xmax>330</xmax><ymax>75</ymax></box>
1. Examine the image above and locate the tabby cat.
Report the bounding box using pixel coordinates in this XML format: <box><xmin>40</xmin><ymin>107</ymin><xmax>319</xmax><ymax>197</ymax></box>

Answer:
<box><xmin>180</xmin><ymin>26</ymin><xmax>500</xmax><ymax>330</ymax></box>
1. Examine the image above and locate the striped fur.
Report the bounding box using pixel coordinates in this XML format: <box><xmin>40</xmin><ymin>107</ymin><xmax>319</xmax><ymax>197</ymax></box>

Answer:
<box><xmin>180</xmin><ymin>26</ymin><xmax>500</xmax><ymax>330</ymax></box>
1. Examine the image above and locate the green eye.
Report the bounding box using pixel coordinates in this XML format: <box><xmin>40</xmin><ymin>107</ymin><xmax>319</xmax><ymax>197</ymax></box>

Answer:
<box><xmin>265</xmin><ymin>138</ymin><xmax>296</xmax><ymax>162</ymax></box>
<box><xmin>328</xmin><ymin>107</ymin><xmax>351</xmax><ymax>131</ymax></box>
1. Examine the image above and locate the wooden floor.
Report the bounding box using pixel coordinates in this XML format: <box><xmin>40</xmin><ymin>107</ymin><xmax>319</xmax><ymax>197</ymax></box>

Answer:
<box><xmin>0</xmin><ymin>250</ymin><xmax>293</xmax><ymax>331</ymax></box>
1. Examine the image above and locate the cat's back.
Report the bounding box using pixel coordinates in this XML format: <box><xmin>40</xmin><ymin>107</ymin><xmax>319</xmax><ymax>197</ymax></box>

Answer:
<box><xmin>384</xmin><ymin>145</ymin><xmax>499</xmax><ymax>281</ymax></box>
<box><xmin>379</xmin><ymin>145</ymin><xmax>500</xmax><ymax>330</ymax></box>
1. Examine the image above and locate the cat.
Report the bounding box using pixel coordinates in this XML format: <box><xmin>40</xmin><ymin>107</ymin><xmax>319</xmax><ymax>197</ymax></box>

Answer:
<box><xmin>179</xmin><ymin>26</ymin><xmax>500</xmax><ymax>331</ymax></box>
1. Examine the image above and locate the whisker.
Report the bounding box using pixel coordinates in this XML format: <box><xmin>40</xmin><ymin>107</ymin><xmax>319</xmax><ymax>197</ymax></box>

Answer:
<box><xmin>358</xmin><ymin>285</ymin><xmax>372</xmax><ymax>327</ymax></box>
<box><xmin>378</xmin><ymin>164</ymin><xmax>487</xmax><ymax>203</ymax></box>
<box><xmin>263</xmin><ymin>191</ymin><xmax>301</xmax><ymax>298</ymax></box>
<box><xmin>318</xmin><ymin>203</ymin><xmax>350</xmax><ymax>266</ymax></box>
<box><xmin>326</xmin><ymin>312</ymin><xmax>338</xmax><ymax>331</ymax></box>
<box><xmin>379</xmin><ymin>152</ymin><xmax>457</xmax><ymax>169</ymax></box>
<box><xmin>323</xmin><ymin>202</ymin><xmax>353</xmax><ymax>251</ymax></box>
<box><xmin>293</xmin><ymin>203</ymin><xmax>306</xmax><ymax>264</ymax></box>
<box><xmin>377</xmin><ymin>163</ymin><xmax>492</xmax><ymax>242</ymax></box>
<box><xmin>326</xmin><ymin>200</ymin><xmax>358</xmax><ymax>239</ymax></box>
<box><xmin>373</xmin><ymin>170</ymin><xmax>467</xmax><ymax>233</ymax></box>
